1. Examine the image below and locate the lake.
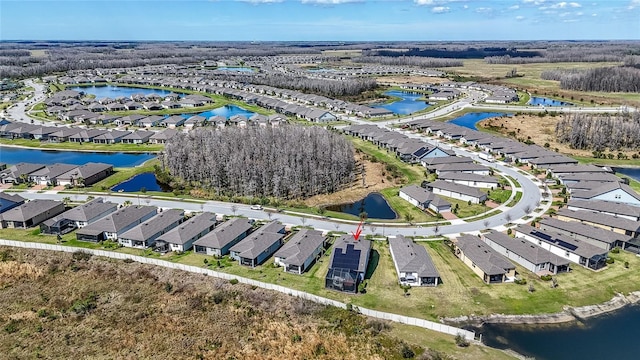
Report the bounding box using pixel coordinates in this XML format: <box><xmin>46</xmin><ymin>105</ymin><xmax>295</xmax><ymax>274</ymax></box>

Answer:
<box><xmin>479</xmin><ymin>305</ymin><xmax>640</xmax><ymax>360</ymax></box>
<box><xmin>528</xmin><ymin>97</ymin><xmax>573</xmax><ymax>107</ymax></box>
<box><xmin>448</xmin><ymin>112</ymin><xmax>511</xmax><ymax>130</ymax></box>
<box><xmin>69</xmin><ymin>85</ymin><xmax>182</xmax><ymax>99</ymax></box>
<box><xmin>326</xmin><ymin>192</ymin><xmax>397</xmax><ymax>220</ymax></box>
<box><xmin>373</xmin><ymin>90</ymin><xmax>430</xmax><ymax>115</ymax></box>
<box><xmin>196</xmin><ymin>105</ymin><xmax>255</xmax><ymax>119</ymax></box>
<box><xmin>0</xmin><ymin>146</ymin><xmax>155</xmax><ymax>167</ymax></box>
<box><xmin>111</xmin><ymin>172</ymin><xmax>170</xmax><ymax>192</ymax></box>
<box><xmin>615</xmin><ymin>167</ymin><xmax>640</xmax><ymax>182</ymax></box>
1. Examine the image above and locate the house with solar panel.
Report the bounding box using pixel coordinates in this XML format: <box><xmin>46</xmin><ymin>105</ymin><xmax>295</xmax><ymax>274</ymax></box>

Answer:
<box><xmin>389</xmin><ymin>235</ymin><xmax>440</xmax><ymax>286</ymax></box>
<box><xmin>325</xmin><ymin>235</ymin><xmax>372</xmax><ymax>293</ymax></box>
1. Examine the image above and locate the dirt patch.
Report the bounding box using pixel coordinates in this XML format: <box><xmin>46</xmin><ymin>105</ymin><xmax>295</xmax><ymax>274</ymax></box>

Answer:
<box><xmin>478</xmin><ymin>114</ymin><xmax>639</xmax><ymax>158</ymax></box>
<box><xmin>305</xmin><ymin>154</ymin><xmax>397</xmax><ymax>207</ymax></box>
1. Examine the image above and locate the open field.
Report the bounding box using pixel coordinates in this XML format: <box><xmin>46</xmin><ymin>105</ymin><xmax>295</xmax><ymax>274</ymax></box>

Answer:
<box><xmin>0</xmin><ymin>246</ymin><xmax>507</xmax><ymax>360</ymax></box>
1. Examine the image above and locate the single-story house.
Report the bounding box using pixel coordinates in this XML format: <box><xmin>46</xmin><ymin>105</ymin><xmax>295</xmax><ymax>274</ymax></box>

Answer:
<box><xmin>57</xmin><ymin>162</ymin><xmax>113</xmax><ymax>187</ymax></box>
<box><xmin>570</xmin><ymin>182</ymin><xmax>640</xmax><ymax>207</ymax></box>
<box><xmin>539</xmin><ymin>217</ymin><xmax>632</xmax><ymax>251</ymax></box>
<box><xmin>0</xmin><ymin>192</ymin><xmax>25</xmax><ymax>214</ymax></box>
<box><xmin>0</xmin><ymin>163</ymin><xmax>46</xmax><ymax>184</ymax></box>
<box><xmin>149</xmin><ymin>128</ymin><xmax>179</xmax><ymax>144</ymax></box>
<box><xmin>40</xmin><ymin>197</ymin><xmax>118</xmax><ymax>235</ymax></box>
<box><xmin>273</xmin><ymin>229</ymin><xmax>328</xmax><ymax>274</ymax></box>
<box><xmin>454</xmin><ymin>234</ymin><xmax>516</xmax><ymax>284</ymax></box>
<box><xmin>556</xmin><ymin>208</ymin><xmax>640</xmax><ymax>238</ymax></box>
<box><xmin>426</xmin><ymin>180</ymin><xmax>488</xmax><ymax>204</ymax></box>
<box><xmin>92</xmin><ymin>130</ymin><xmax>131</xmax><ymax>144</ymax></box>
<box><xmin>399</xmin><ymin>184</ymin><xmax>452</xmax><ymax>213</ymax></box>
<box><xmin>118</xmin><ymin>209</ymin><xmax>185</xmax><ymax>248</ymax></box>
<box><xmin>482</xmin><ymin>229</ymin><xmax>570</xmax><ymax>275</ymax></box>
<box><xmin>121</xmin><ymin>130</ymin><xmax>154</xmax><ymax>144</ymax></box>
<box><xmin>28</xmin><ymin>163</ymin><xmax>78</xmax><ymax>186</ymax></box>
<box><xmin>154</xmin><ymin>212</ymin><xmax>217</xmax><ymax>252</ymax></box>
<box><xmin>389</xmin><ymin>235</ymin><xmax>440</xmax><ymax>286</ymax></box>
<box><xmin>515</xmin><ymin>224</ymin><xmax>609</xmax><ymax>270</ymax></box>
<box><xmin>325</xmin><ymin>235</ymin><xmax>372</xmax><ymax>293</ymax></box>
<box><xmin>0</xmin><ymin>199</ymin><xmax>65</xmax><ymax>229</ymax></box>
<box><xmin>193</xmin><ymin>217</ymin><xmax>253</xmax><ymax>256</ymax></box>
<box><xmin>432</xmin><ymin>162</ymin><xmax>491</xmax><ymax>176</ymax></box>
<box><xmin>76</xmin><ymin>205</ymin><xmax>157</xmax><ymax>242</ymax></box>
<box><xmin>567</xmin><ymin>199</ymin><xmax>640</xmax><ymax>221</ymax></box>
<box><xmin>229</xmin><ymin>221</ymin><xmax>286</xmax><ymax>267</ymax></box>
<box><xmin>437</xmin><ymin>172</ymin><xmax>500</xmax><ymax>189</ymax></box>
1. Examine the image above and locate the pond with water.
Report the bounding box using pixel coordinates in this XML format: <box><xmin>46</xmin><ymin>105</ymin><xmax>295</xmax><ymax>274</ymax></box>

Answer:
<box><xmin>478</xmin><ymin>305</ymin><xmax>640</xmax><ymax>360</ymax></box>
<box><xmin>196</xmin><ymin>105</ymin><xmax>255</xmax><ymax>119</ymax></box>
<box><xmin>326</xmin><ymin>192</ymin><xmax>397</xmax><ymax>220</ymax></box>
<box><xmin>528</xmin><ymin>96</ymin><xmax>573</xmax><ymax>107</ymax></box>
<box><xmin>111</xmin><ymin>172</ymin><xmax>170</xmax><ymax>192</ymax></box>
<box><xmin>615</xmin><ymin>167</ymin><xmax>640</xmax><ymax>182</ymax></box>
<box><xmin>69</xmin><ymin>85</ymin><xmax>183</xmax><ymax>99</ymax></box>
<box><xmin>0</xmin><ymin>146</ymin><xmax>155</xmax><ymax>167</ymax></box>
<box><xmin>448</xmin><ymin>112</ymin><xmax>511</xmax><ymax>130</ymax></box>
<box><xmin>372</xmin><ymin>90</ymin><xmax>430</xmax><ymax>115</ymax></box>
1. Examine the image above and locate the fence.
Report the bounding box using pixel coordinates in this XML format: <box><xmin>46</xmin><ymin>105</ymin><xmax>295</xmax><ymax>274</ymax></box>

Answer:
<box><xmin>0</xmin><ymin>239</ymin><xmax>476</xmax><ymax>341</ymax></box>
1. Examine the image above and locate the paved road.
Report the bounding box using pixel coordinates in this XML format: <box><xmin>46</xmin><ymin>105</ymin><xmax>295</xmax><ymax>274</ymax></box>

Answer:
<box><xmin>4</xmin><ymin>79</ymin><xmax>49</xmax><ymax>124</ymax></box>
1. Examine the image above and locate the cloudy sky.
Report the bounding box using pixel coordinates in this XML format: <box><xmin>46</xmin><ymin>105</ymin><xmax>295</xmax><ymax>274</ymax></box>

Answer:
<box><xmin>2</xmin><ymin>0</ymin><xmax>639</xmax><ymax>41</ymax></box>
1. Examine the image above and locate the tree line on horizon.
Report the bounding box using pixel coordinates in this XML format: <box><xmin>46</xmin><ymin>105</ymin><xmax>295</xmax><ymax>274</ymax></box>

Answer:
<box><xmin>541</xmin><ymin>65</ymin><xmax>640</xmax><ymax>93</ymax></box>
<box><xmin>555</xmin><ymin>112</ymin><xmax>640</xmax><ymax>151</ymax></box>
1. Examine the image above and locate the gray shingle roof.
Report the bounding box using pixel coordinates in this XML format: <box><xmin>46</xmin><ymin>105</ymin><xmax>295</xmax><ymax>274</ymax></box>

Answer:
<box><xmin>571</xmin><ymin>182</ymin><xmax>640</xmax><ymax>203</ymax></box>
<box><xmin>193</xmin><ymin>217</ymin><xmax>253</xmax><ymax>249</ymax></box>
<box><xmin>456</xmin><ymin>234</ymin><xmax>515</xmax><ymax>276</ymax></box>
<box><xmin>229</xmin><ymin>221</ymin><xmax>285</xmax><ymax>259</ymax></box>
<box><xmin>77</xmin><ymin>205</ymin><xmax>157</xmax><ymax>235</ymax></box>
<box><xmin>329</xmin><ymin>235</ymin><xmax>372</xmax><ymax>274</ymax></box>
<box><xmin>567</xmin><ymin>199</ymin><xmax>640</xmax><ymax>220</ymax></box>
<box><xmin>389</xmin><ymin>235</ymin><xmax>440</xmax><ymax>278</ymax></box>
<box><xmin>400</xmin><ymin>184</ymin><xmax>432</xmax><ymax>204</ymax></box>
<box><xmin>539</xmin><ymin>217</ymin><xmax>632</xmax><ymax>245</ymax></box>
<box><xmin>41</xmin><ymin>198</ymin><xmax>117</xmax><ymax>226</ymax></box>
<box><xmin>273</xmin><ymin>229</ymin><xmax>326</xmax><ymax>267</ymax></box>
<box><xmin>0</xmin><ymin>199</ymin><xmax>63</xmax><ymax>222</ymax></box>
<box><xmin>155</xmin><ymin>212</ymin><xmax>217</xmax><ymax>245</ymax></box>
<box><xmin>557</xmin><ymin>208</ymin><xmax>640</xmax><ymax>232</ymax></box>
<box><xmin>427</xmin><ymin>180</ymin><xmax>486</xmax><ymax>199</ymax></box>
<box><xmin>437</xmin><ymin>172</ymin><xmax>499</xmax><ymax>184</ymax></box>
<box><xmin>118</xmin><ymin>209</ymin><xmax>185</xmax><ymax>242</ymax></box>
<box><xmin>483</xmin><ymin>230</ymin><xmax>569</xmax><ymax>266</ymax></box>
<box><xmin>515</xmin><ymin>224</ymin><xmax>609</xmax><ymax>259</ymax></box>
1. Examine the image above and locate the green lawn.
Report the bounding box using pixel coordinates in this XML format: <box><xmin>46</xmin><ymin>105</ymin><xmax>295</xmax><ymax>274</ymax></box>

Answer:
<box><xmin>350</xmin><ymin>137</ymin><xmax>425</xmax><ymax>183</ymax></box>
<box><xmin>85</xmin><ymin>158</ymin><xmax>160</xmax><ymax>192</ymax></box>
<box><xmin>446</xmin><ymin>198</ymin><xmax>490</xmax><ymax>218</ymax></box>
<box><xmin>379</xmin><ymin>187</ymin><xmax>440</xmax><ymax>223</ymax></box>
<box><xmin>488</xmin><ymin>188</ymin><xmax>511</xmax><ymax>204</ymax></box>
<box><xmin>504</xmin><ymin>191</ymin><xmax>523</xmax><ymax>207</ymax></box>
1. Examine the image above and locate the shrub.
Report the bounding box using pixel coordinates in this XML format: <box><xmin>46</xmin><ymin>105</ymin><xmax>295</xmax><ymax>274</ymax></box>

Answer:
<box><xmin>123</xmin><ymin>258</ymin><xmax>134</xmax><ymax>264</ymax></box>
<box><xmin>514</xmin><ymin>278</ymin><xmax>527</xmax><ymax>285</ymax></box>
<box><xmin>610</xmin><ymin>247</ymin><xmax>620</xmax><ymax>254</ymax></box>
<box><xmin>540</xmin><ymin>275</ymin><xmax>553</xmax><ymax>281</ymax></box>
<box><xmin>455</xmin><ymin>334</ymin><xmax>470</xmax><ymax>347</ymax></box>
<box><xmin>625</xmin><ymin>261</ymin><xmax>630</xmax><ymax>269</ymax></box>
<box><xmin>72</xmin><ymin>250</ymin><xmax>92</xmax><ymax>261</ymax></box>
<box><xmin>229</xmin><ymin>278</ymin><xmax>239</xmax><ymax>285</ymax></box>
<box><xmin>4</xmin><ymin>320</ymin><xmax>19</xmax><ymax>334</ymax></box>
<box><xmin>606</xmin><ymin>258</ymin><xmax>615</xmax><ymax>264</ymax></box>
<box><xmin>401</xmin><ymin>343</ymin><xmax>416</xmax><ymax>358</ymax></box>
<box><xmin>291</xmin><ymin>334</ymin><xmax>302</xmax><ymax>343</ymax></box>
<box><xmin>164</xmin><ymin>282</ymin><xmax>173</xmax><ymax>293</ymax></box>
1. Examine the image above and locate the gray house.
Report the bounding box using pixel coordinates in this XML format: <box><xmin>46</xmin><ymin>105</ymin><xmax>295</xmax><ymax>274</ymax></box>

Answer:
<box><xmin>229</xmin><ymin>221</ymin><xmax>286</xmax><ymax>267</ymax></box>
<box><xmin>57</xmin><ymin>162</ymin><xmax>113</xmax><ymax>187</ymax></box>
<box><xmin>76</xmin><ymin>205</ymin><xmax>157</xmax><ymax>242</ymax></box>
<box><xmin>454</xmin><ymin>234</ymin><xmax>516</xmax><ymax>284</ymax></box>
<box><xmin>154</xmin><ymin>212</ymin><xmax>217</xmax><ymax>252</ymax></box>
<box><xmin>325</xmin><ymin>235</ymin><xmax>372</xmax><ymax>293</ymax></box>
<box><xmin>539</xmin><ymin>217</ymin><xmax>632</xmax><ymax>251</ymax></box>
<box><xmin>399</xmin><ymin>184</ymin><xmax>451</xmax><ymax>213</ymax></box>
<box><xmin>389</xmin><ymin>235</ymin><xmax>440</xmax><ymax>286</ymax></box>
<box><xmin>426</xmin><ymin>180</ymin><xmax>488</xmax><ymax>204</ymax></box>
<box><xmin>0</xmin><ymin>192</ymin><xmax>25</xmax><ymax>214</ymax></box>
<box><xmin>0</xmin><ymin>199</ymin><xmax>65</xmax><ymax>229</ymax></box>
<box><xmin>0</xmin><ymin>163</ymin><xmax>45</xmax><ymax>184</ymax></box>
<box><xmin>118</xmin><ymin>209</ymin><xmax>185</xmax><ymax>248</ymax></box>
<box><xmin>40</xmin><ymin>197</ymin><xmax>118</xmax><ymax>235</ymax></box>
<box><xmin>193</xmin><ymin>217</ymin><xmax>253</xmax><ymax>257</ymax></box>
<box><xmin>28</xmin><ymin>163</ymin><xmax>78</xmax><ymax>186</ymax></box>
<box><xmin>273</xmin><ymin>229</ymin><xmax>328</xmax><ymax>274</ymax></box>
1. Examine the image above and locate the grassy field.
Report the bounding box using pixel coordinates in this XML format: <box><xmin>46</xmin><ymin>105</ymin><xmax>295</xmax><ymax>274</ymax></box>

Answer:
<box><xmin>379</xmin><ymin>187</ymin><xmax>440</xmax><ymax>223</ymax></box>
<box><xmin>85</xmin><ymin>158</ymin><xmax>159</xmax><ymax>192</ymax></box>
<box><xmin>350</xmin><ymin>137</ymin><xmax>425</xmax><ymax>184</ymax></box>
<box><xmin>1</xmin><ymin>246</ymin><xmax>509</xmax><ymax>360</ymax></box>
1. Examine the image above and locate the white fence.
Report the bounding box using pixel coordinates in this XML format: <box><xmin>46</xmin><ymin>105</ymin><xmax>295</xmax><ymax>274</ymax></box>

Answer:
<box><xmin>0</xmin><ymin>239</ymin><xmax>476</xmax><ymax>341</ymax></box>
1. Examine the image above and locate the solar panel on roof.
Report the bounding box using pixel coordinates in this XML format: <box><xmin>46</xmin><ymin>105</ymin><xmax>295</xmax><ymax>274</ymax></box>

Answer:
<box><xmin>331</xmin><ymin>244</ymin><xmax>361</xmax><ymax>271</ymax></box>
<box><xmin>413</xmin><ymin>147</ymin><xmax>428</xmax><ymax>157</ymax></box>
<box><xmin>555</xmin><ymin>239</ymin><xmax>578</xmax><ymax>251</ymax></box>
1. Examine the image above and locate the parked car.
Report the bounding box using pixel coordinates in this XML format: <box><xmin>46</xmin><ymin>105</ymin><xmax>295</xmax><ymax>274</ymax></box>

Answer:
<box><xmin>250</xmin><ymin>204</ymin><xmax>263</xmax><ymax>210</ymax></box>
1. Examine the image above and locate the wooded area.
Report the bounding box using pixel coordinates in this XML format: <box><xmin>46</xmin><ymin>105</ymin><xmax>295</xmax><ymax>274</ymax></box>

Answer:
<box><xmin>555</xmin><ymin>112</ymin><xmax>640</xmax><ymax>151</ymax></box>
<box><xmin>541</xmin><ymin>66</ymin><xmax>640</xmax><ymax>92</ymax></box>
<box><xmin>163</xmin><ymin>125</ymin><xmax>355</xmax><ymax>199</ymax></box>
<box><xmin>353</xmin><ymin>56</ymin><xmax>462</xmax><ymax>68</ymax></box>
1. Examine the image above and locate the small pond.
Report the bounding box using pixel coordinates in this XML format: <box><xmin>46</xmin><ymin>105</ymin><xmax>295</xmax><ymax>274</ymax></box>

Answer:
<box><xmin>528</xmin><ymin>96</ymin><xmax>572</xmax><ymax>107</ymax></box>
<box><xmin>216</xmin><ymin>67</ymin><xmax>255</xmax><ymax>72</ymax></box>
<box><xmin>196</xmin><ymin>105</ymin><xmax>256</xmax><ymax>119</ymax></box>
<box><xmin>372</xmin><ymin>90</ymin><xmax>430</xmax><ymax>115</ymax></box>
<box><xmin>448</xmin><ymin>112</ymin><xmax>511</xmax><ymax>130</ymax></box>
<box><xmin>615</xmin><ymin>167</ymin><xmax>640</xmax><ymax>183</ymax></box>
<box><xmin>0</xmin><ymin>146</ymin><xmax>155</xmax><ymax>167</ymax></box>
<box><xmin>111</xmin><ymin>172</ymin><xmax>170</xmax><ymax>192</ymax></box>
<box><xmin>69</xmin><ymin>85</ymin><xmax>183</xmax><ymax>99</ymax></box>
<box><xmin>326</xmin><ymin>192</ymin><xmax>397</xmax><ymax>220</ymax></box>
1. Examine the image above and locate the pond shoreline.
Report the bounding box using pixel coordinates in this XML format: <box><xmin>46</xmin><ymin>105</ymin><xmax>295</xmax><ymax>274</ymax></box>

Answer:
<box><xmin>0</xmin><ymin>143</ymin><xmax>161</xmax><ymax>155</ymax></box>
<box><xmin>443</xmin><ymin>291</ymin><xmax>640</xmax><ymax>327</ymax></box>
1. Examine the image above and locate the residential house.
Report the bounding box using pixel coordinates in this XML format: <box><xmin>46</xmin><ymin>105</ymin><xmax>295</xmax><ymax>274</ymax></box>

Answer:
<box><xmin>454</xmin><ymin>234</ymin><xmax>516</xmax><ymax>284</ymax></box>
<box><xmin>28</xmin><ymin>163</ymin><xmax>78</xmax><ymax>186</ymax></box>
<box><xmin>0</xmin><ymin>163</ymin><xmax>46</xmax><ymax>184</ymax></box>
<box><xmin>161</xmin><ymin>115</ymin><xmax>186</xmax><ymax>129</ymax></box>
<box><xmin>40</xmin><ymin>198</ymin><xmax>118</xmax><ymax>235</ymax></box>
<box><xmin>567</xmin><ymin>199</ymin><xmax>640</xmax><ymax>222</ymax></box>
<box><xmin>57</xmin><ymin>162</ymin><xmax>113</xmax><ymax>187</ymax></box>
<box><xmin>426</xmin><ymin>180</ymin><xmax>488</xmax><ymax>204</ymax></box>
<box><xmin>193</xmin><ymin>217</ymin><xmax>253</xmax><ymax>257</ymax></box>
<box><xmin>154</xmin><ymin>212</ymin><xmax>217</xmax><ymax>252</ymax></box>
<box><xmin>432</xmin><ymin>162</ymin><xmax>490</xmax><ymax>176</ymax></box>
<box><xmin>274</xmin><ymin>229</ymin><xmax>328</xmax><ymax>274</ymax></box>
<box><xmin>482</xmin><ymin>230</ymin><xmax>570</xmax><ymax>275</ymax></box>
<box><xmin>389</xmin><ymin>235</ymin><xmax>440</xmax><ymax>286</ymax></box>
<box><xmin>138</xmin><ymin>115</ymin><xmax>164</xmax><ymax>128</ymax></box>
<box><xmin>68</xmin><ymin>129</ymin><xmax>108</xmax><ymax>143</ymax></box>
<box><xmin>229</xmin><ymin>221</ymin><xmax>286</xmax><ymax>267</ymax></box>
<box><xmin>121</xmin><ymin>130</ymin><xmax>154</xmax><ymax>144</ymax></box>
<box><xmin>0</xmin><ymin>192</ymin><xmax>25</xmax><ymax>214</ymax></box>
<box><xmin>92</xmin><ymin>130</ymin><xmax>131</xmax><ymax>144</ymax></box>
<box><xmin>539</xmin><ymin>217</ymin><xmax>632</xmax><ymax>251</ymax></box>
<box><xmin>399</xmin><ymin>184</ymin><xmax>451</xmax><ymax>213</ymax></box>
<box><xmin>515</xmin><ymin>224</ymin><xmax>609</xmax><ymax>270</ymax></box>
<box><xmin>76</xmin><ymin>205</ymin><xmax>157</xmax><ymax>242</ymax></box>
<box><xmin>118</xmin><ymin>209</ymin><xmax>185</xmax><ymax>248</ymax></box>
<box><xmin>0</xmin><ymin>199</ymin><xmax>65</xmax><ymax>229</ymax></box>
<box><xmin>149</xmin><ymin>128</ymin><xmax>179</xmax><ymax>144</ymax></box>
<box><xmin>437</xmin><ymin>172</ymin><xmax>499</xmax><ymax>189</ymax></box>
<box><xmin>556</xmin><ymin>208</ymin><xmax>640</xmax><ymax>238</ymax></box>
<box><xmin>570</xmin><ymin>182</ymin><xmax>640</xmax><ymax>206</ymax></box>
<box><xmin>325</xmin><ymin>235</ymin><xmax>372</xmax><ymax>293</ymax></box>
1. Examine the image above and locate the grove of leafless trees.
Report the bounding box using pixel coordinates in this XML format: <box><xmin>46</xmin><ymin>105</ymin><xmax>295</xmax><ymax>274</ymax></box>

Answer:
<box><xmin>541</xmin><ymin>66</ymin><xmax>640</xmax><ymax>93</ymax></box>
<box><xmin>353</xmin><ymin>56</ymin><xmax>462</xmax><ymax>68</ymax></box>
<box><xmin>229</xmin><ymin>73</ymin><xmax>377</xmax><ymax>97</ymax></box>
<box><xmin>163</xmin><ymin>125</ymin><xmax>355</xmax><ymax>199</ymax></box>
<box><xmin>555</xmin><ymin>112</ymin><xmax>640</xmax><ymax>151</ymax></box>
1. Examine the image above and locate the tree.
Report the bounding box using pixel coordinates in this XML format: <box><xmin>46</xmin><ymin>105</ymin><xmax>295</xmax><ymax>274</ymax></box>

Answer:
<box><xmin>62</xmin><ymin>197</ymin><xmax>71</xmax><ymax>207</ymax></box>
<box><xmin>122</xmin><ymin>200</ymin><xmax>133</xmax><ymax>207</ymax></box>
<box><xmin>404</xmin><ymin>213</ymin><xmax>414</xmax><ymax>224</ymax></box>
<box><xmin>230</xmin><ymin>204</ymin><xmax>238</xmax><ymax>216</ymax></box>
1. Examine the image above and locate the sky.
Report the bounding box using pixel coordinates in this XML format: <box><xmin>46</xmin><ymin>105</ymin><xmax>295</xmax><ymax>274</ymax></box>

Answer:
<box><xmin>1</xmin><ymin>0</ymin><xmax>639</xmax><ymax>41</ymax></box>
